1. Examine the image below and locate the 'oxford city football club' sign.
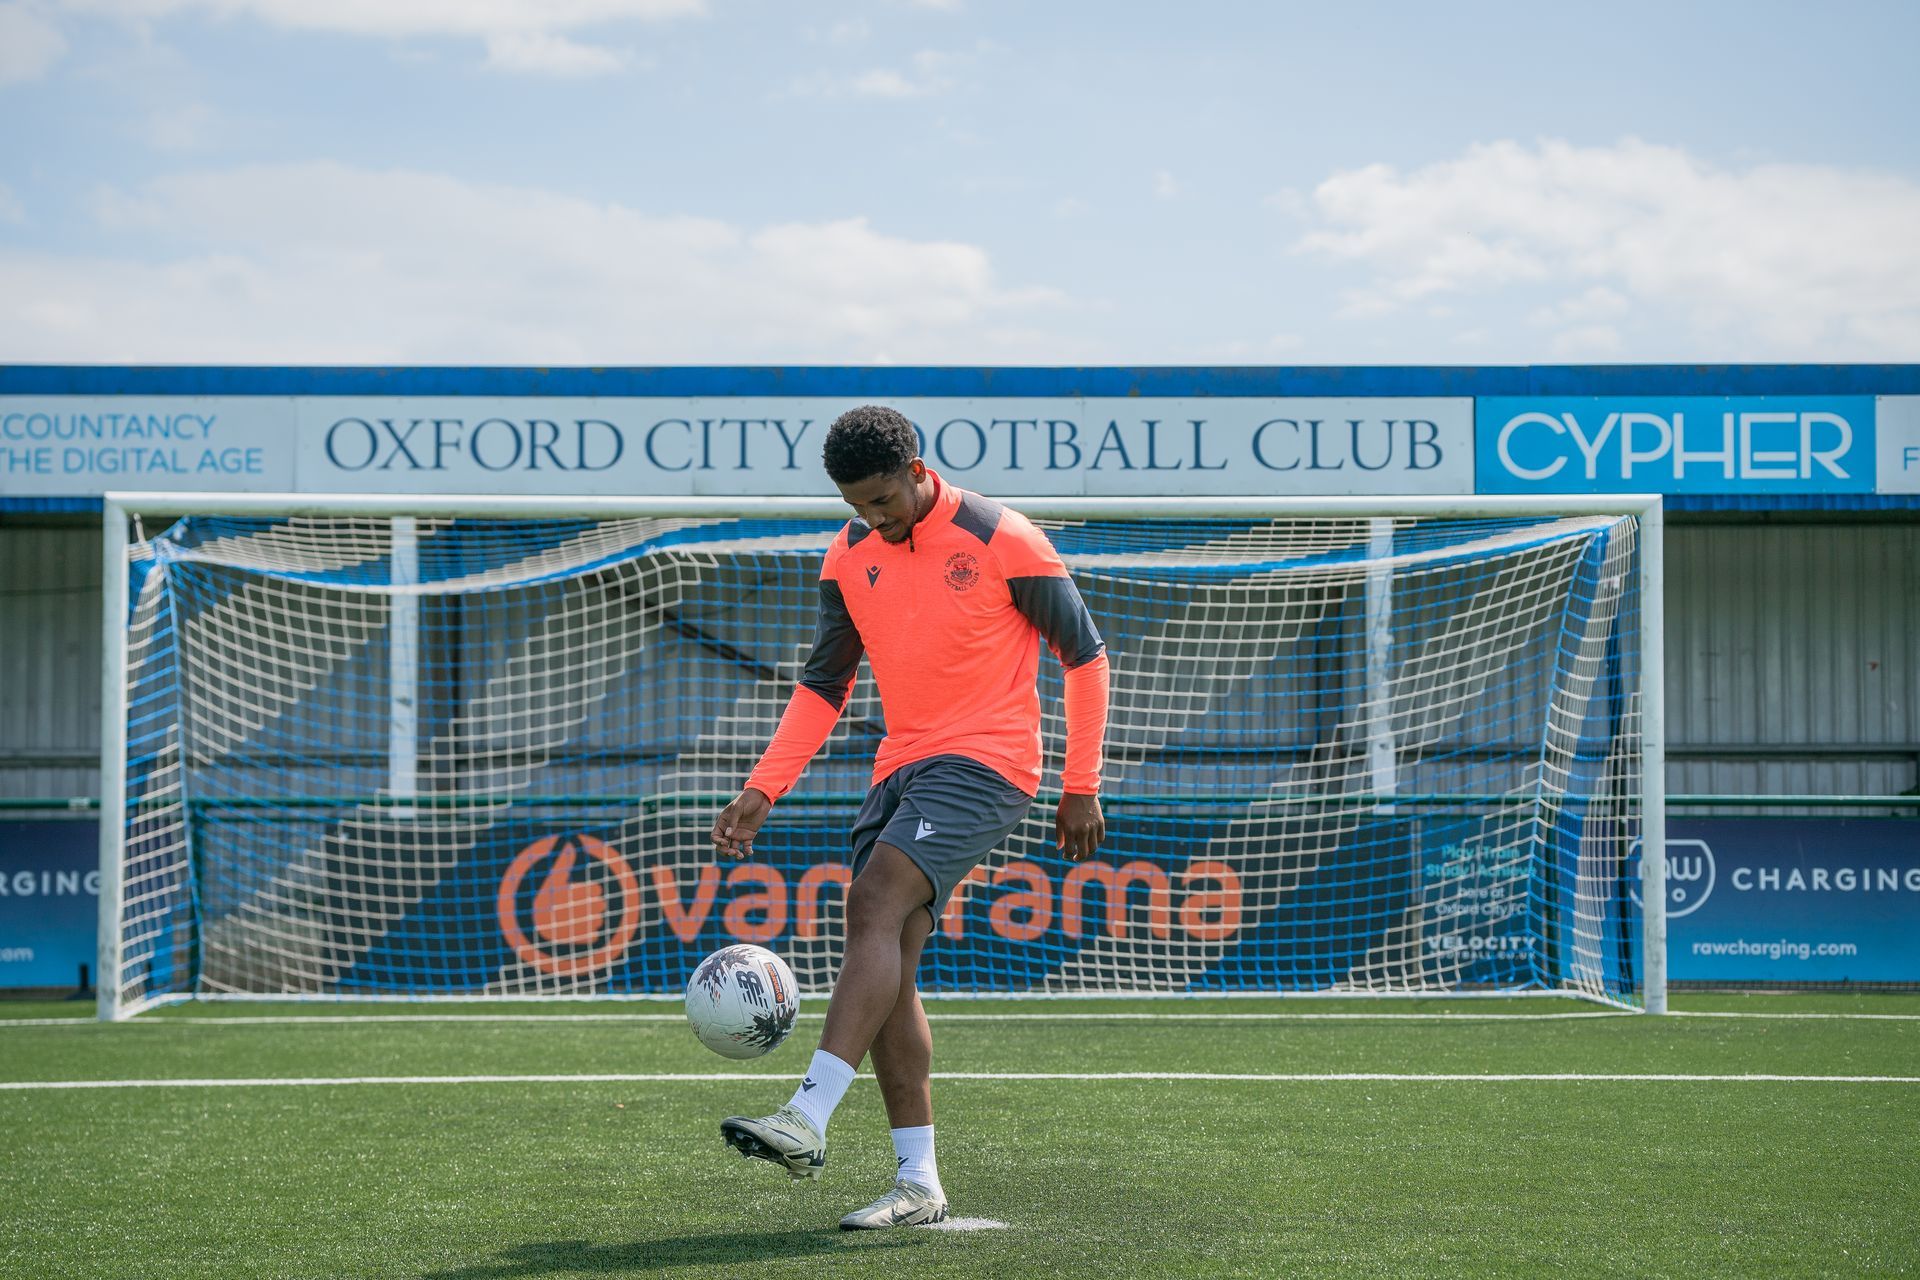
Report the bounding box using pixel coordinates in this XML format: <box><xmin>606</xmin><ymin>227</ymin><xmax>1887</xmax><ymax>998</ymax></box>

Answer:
<box><xmin>0</xmin><ymin>395</ymin><xmax>1474</xmax><ymax>498</ymax></box>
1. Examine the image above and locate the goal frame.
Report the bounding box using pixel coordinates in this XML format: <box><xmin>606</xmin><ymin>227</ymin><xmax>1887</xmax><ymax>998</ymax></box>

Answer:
<box><xmin>98</xmin><ymin>491</ymin><xmax>1668</xmax><ymax>1019</ymax></box>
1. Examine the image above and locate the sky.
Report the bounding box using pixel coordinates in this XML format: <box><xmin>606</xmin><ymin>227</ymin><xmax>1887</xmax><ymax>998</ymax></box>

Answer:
<box><xmin>1</xmin><ymin>0</ymin><xmax>1917</xmax><ymax>366</ymax></box>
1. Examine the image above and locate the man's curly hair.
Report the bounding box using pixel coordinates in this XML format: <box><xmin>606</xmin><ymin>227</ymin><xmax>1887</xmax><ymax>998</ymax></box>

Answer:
<box><xmin>823</xmin><ymin>405</ymin><xmax>919</xmax><ymax>484</ymax></box>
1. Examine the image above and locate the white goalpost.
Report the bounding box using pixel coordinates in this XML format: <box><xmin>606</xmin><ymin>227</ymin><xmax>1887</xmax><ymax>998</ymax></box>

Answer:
<box><xmin>98</xmin><ymin>492</ymin><xmax>1667</xmax><ymax>1020</ymax></box>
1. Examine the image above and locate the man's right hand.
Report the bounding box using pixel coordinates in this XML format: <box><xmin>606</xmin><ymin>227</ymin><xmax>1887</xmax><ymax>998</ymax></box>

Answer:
<box><xmin>711</xmin><ymin>787</ymin><xmax>773</xmax><ymax>860</ymax></box>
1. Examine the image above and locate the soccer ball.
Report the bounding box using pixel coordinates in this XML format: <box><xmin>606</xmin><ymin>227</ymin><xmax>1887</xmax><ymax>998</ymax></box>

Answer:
<box><xmin>684</xmin><ymin>944</ymin><xmax>800</xmax><ymax>1060</ymax></box>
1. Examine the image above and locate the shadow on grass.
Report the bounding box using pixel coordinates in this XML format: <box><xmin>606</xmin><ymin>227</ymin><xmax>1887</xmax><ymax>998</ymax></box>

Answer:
<box><xmin>422</xmin><ymin>1230</ymin><xmax>915</xmax><ymax>1278</ymax></box>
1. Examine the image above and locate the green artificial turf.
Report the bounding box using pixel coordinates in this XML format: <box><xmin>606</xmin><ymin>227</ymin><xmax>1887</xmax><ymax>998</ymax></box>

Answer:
<box><xmin>1</xmin><ymin>995</ymin><xmax>1915</xmax><ymax>1278</ymax></box>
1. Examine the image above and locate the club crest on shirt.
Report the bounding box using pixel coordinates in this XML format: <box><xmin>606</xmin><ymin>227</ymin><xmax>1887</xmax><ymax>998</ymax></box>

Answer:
<box><xmin>943</xmin><ymin>551</ymin><xmax>981</xmax><ymax>592</ymax></box>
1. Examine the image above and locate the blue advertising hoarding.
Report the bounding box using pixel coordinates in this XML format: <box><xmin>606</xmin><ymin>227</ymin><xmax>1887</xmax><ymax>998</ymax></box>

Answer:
<box><xmin>10</xmin><ymin>815</ymin><xmax>1916</xmax><ymax>989</ymax></box>
<box><xmin>0</xmin><ymin>820</ymin><xmax>98</xmax><ymax>988</ymax></box>
<box><xmin>1478</xmin><ymin>396</ymin><xmax>1877</xmax><ymax>496</ymax></box>
<box><xmin>3</xmin><ymin>366</ymin><xmax>1918</xmax><ymax>511</ymax></box>
<box><xmin>1650</xmin><ymin>819</ymin><xmax>1920</xmax><ymax>983</ymax></box>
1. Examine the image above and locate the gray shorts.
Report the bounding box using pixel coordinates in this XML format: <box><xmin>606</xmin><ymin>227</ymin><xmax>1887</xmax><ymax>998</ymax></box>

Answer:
<box><xmin>850</xmin><ymin>754</ymin><xmax>1035</xmax><ymax>921</ymax></box>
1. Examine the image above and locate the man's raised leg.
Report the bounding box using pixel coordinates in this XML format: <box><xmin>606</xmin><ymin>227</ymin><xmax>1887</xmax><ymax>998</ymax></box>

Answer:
<box><xmin>816</xmin><ymin>843</ymin><xmax>931</xmax><ymax>1066</ymax></box>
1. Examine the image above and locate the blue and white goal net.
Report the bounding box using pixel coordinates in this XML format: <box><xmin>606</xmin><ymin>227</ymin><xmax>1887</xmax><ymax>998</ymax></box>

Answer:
<box><xmin>109</xmin><ymin>507</ymin><xmax>1647</xmax><ymax>1013</ymax></box>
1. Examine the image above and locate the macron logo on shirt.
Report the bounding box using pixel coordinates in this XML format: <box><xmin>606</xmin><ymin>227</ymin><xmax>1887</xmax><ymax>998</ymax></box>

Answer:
<box><xmin>915</xmin><ymin>820</ymin><xmax>936</xmax><ymax>841</ymax></box>
<box><xmin>867</xmin><ymin>566</ymin><xmax>881</xmax><ymax>586</ymax></box>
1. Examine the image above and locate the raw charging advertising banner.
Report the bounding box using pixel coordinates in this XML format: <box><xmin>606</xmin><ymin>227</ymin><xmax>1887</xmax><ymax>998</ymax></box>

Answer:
<box><xmin>1651</xmin><ymin>819</ymin><xmax>1920</xmax><ymax>983</ymax></box>
<box><xmin>0</xmin><ymin>820</ymin><xmax>98</xmax><ymax>989</ymax></box>
<box><xmin>0</xmin><ymin>396</ymin><xmax>1475</xmax><ymax>497</ymax></box>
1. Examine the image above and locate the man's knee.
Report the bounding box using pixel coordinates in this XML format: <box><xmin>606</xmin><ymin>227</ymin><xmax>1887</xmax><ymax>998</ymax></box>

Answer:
<box><xmin>846</xmin><ymin>844</ymin><xmax>930</xmax><ymax>937</ymax></box>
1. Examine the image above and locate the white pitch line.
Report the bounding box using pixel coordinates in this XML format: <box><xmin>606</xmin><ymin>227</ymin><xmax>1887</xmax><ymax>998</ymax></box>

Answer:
<box><xmin>6</xmin><ymin>1009</ymin><xmax>1918</xmax><ymax>1030</ymax></box>
<box><xmin>923</xmin><ymin>1072</ymin><xmax>1920</xmax><ymax>1083</ymax></box>
<box><xmin>6</xmin><ymin>1012</ymin><xmax>1589</xmax><ymax>1029</ymax></box>
<box><xmin>1</xmin><ymin>1010</ymin><xmax>1639</xmax><ymax>1029</ymax></box>
<box><xmin>2</xmin><ymin>1015</ymin><xmax>696</xmax><ymax>1028</ymax></box>
<box><xmin>1668</xmin><ymin>1011</ymin><xmax>1920</xmax><ymax>1022</ymax></box>
<box><xmin>1</xmin><ymin>1071</ymin><xmax>1915</xmax><ymax>1091</ymax></box>
<box><xmin>2</xmin><ymin>1073</ymin><xmax>772</xmax><ymax>1090</ymax></box>
<box><xmin>916</xmin><ymin>1011</ymin><xmax>1643</xmax><ymax>1023</ymax></box>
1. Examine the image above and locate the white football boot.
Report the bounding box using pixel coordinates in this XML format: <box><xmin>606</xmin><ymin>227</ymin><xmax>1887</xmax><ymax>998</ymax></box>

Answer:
<box><xmin>838</xmin><ymin>1178</ymin><xmax>950</xmax><ymax>1230</ymax></box>
<box><xmin>720</xmin><ymin>1104</ymin><xmax>827</xmax><ymax>1180</ymax></box>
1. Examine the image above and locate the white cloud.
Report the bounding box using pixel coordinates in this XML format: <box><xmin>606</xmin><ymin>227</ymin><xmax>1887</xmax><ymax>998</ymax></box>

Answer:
<box><xmin>0</xmin><ymin>161</ymin><xmax>1074</xmax><ymax>362</ymax></box>
<box><xmin>60</xmin><ymin>0</ymin><xmax>700</xmax><ymax>73</ymax></box>
<box><xmin>1529</xmin><ymin>284</ymin><xmax>1628</xmax><ymax>330</ymax></box>
<box><xmin>819</xmin><ymin>18</ymin><xmax>869</xmax><ymax>45</ymax></box>
<box><xmin>849</xmin><ymin>67</ymin><xmax>916</xmax><ymax>98</ymax></box>
<box><xmin>1549</xmin><ymin>324</ymin><xmax>1623</xmax><ymax>358</ymax></box>
<box><xmin>846</xmin><ymin>48</ymin><xmax>961</xmax><ymax>98</ymax></box>
<box><xmin>1263</xmin><ymin>187</ymin><xmax>1307</xmax><ymax>218</ymax></box>
<box><xmin>0</xmin><ymin>2</ymin><xmax>67</xmax><ymax>85</ymax></box>
<box><xmin>64</xmin><ymin>0</ymin><xmax>704</xmax><ymax>36</ymax></box>
<box><xmin>1295</xmin><ymin>138</ymin><xmax>1920</xmax><ymax>358</ymax></box>
<box><xmin>482</xmin><ymin>31</ymin><xmax>626</xmax><ymax>76</ymax></box>
<box><xmin>140</xmin><ymin>101</ymin><xmax>218</xmax><ymax>149</ymax></box>
<box><xmin>793</xmin><ymin>43</ymin><xmax>992</xmax><ymax>101</ymax></box>
<box><xmin>1221</xmin><ymin>332</ymin><xmax>1302</xmax><ymax>360</ymax></box>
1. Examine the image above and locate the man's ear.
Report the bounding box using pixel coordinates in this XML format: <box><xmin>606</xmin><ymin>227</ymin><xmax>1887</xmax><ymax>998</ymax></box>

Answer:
<box><xmin>908</xmin><ymin>458</ymin><xmax>927</xmax><ymax>481</ymax></box>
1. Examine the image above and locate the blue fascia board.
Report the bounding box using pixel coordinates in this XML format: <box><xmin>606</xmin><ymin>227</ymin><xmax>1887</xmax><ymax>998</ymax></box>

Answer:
<box><xmin>11</xmin><ymin>493</ymin><xmax>1917</xmax><ymax>517</ymax></box>
<box><xmin>4</xmin><ymin>363</ymin><xmax>1918</xmax><ymax>398</ymax></box>
<box><xmin>1664</xmin><ymin>493</ymin><xmax>1920</xmax><ymax>513</ymax></box>
<box><xmin>0</xmin><ymin>495</ymin><xmax>103</xmax><ymax>513</ymax></box>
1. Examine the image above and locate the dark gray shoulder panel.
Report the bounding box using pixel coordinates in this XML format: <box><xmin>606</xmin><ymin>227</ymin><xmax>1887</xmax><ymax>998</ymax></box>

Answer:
<box><xmin>1007</xmin><ymin>574</ymin><xmax>1105</xmax><ymax>670</ymax></box>
<box><xmin>845</xmin><ymin>519</ymin><xmax>872</xmax><ymax>549</ymax></box>
<box><xmin>798</xmin><ymin>579</ymin><xmax>864</xmax><ymax>706</ymax></box>
<box><xmin>951</xmin><ymin>491</ymin><xmax>1004</xmax><ymax>546</ymax></box>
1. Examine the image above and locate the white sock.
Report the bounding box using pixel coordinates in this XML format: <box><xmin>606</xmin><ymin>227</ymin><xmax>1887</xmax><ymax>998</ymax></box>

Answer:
<box><xmin>891</xmin><ymin>1124</ymin><xmax>940</xmax><ymax>1195</ymax></box>
<box><xmin>787</xmin><ymin>1049</ymin><xmax>856</xmax><ymax>1135</ymax></box>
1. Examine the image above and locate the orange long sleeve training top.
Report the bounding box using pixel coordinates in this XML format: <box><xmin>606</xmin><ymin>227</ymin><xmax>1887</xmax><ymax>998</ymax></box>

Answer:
<box><xmin>746</xmin><ymin>470</ymin><xmax>1109</xmax><ymax>801</ymax></box>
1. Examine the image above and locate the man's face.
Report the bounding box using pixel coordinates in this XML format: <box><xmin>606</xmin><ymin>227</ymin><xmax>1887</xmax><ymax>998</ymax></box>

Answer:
<box><xmin>835</xmin><ymin>461</ymin><xmax>924</xmax><ymax>544</ymax></box>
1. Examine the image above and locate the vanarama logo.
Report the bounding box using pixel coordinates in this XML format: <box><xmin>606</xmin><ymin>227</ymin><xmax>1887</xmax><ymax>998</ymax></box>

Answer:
<box><xmin>492</xmin><ymin>855</ymin><xmax>1249</xmax><ymax>953</ymax></box>
<box><xmin>496</xmin><ymin>834</ymin><xmax>642</xmax><ymax>977</ymax></box>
